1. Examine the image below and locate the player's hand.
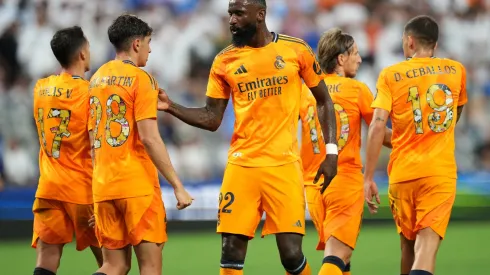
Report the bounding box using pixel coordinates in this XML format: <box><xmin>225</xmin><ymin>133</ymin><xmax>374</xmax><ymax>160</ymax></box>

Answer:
<box><xmin>157</xmin><ymin>88</ymin><xmax>170</xmax><ymax>111</ymax></box>
<box><xmin>88</xmin><ymin>215</ymin><xmax>96</xmax><ymax>228</ymax></box>
<box><xmin>364</xmin><ymin>179</ymin><xmax>381</xmax><ymax>214</ymax></box>
<box><xmin>316</xmin><ymin>154</ymin><xmax>338</xmax><ymax>194</ymax></box>
<box><xmin>174</xmin><ymin>187</ymin><xmax>194</xmax><ymax>210</ymax></box>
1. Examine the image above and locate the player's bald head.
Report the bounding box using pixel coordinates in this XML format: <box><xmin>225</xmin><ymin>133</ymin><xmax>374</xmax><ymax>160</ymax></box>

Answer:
<box><xmin>404</xmin><ymin>15</ymin><xmax>438</xmax><ymax>49</ymax></box>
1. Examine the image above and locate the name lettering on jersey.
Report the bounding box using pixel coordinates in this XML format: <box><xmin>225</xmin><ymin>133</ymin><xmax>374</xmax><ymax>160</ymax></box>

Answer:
<box><xmin>326</xmin><ymin>84</ymin><xmax>341</xmax><ymax>93</ymax></box>
<box><xmin>89</xmin><ymin>76</ymin><xmax>135</xmax><ymax>88</ymax></box>
<box><xmin>393</xmin><ymin>65</ymin><xmax>457</xmax><ymax>82</ymax></box>
<box><xmin>38</xmin><ymin>86</ymin><xmax>74</xmax><ymax>98</ymax></box>
<box><xmin>237</xmin><ymin>76</ymin><xmax>289</xmax><ymax>101</ymax></box>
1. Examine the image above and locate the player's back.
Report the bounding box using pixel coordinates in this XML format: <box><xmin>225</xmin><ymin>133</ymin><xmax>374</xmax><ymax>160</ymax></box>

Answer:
<box><xmin>300</xmin><ymin>75</ymin><xmax>373</xmax><ymax>185</ymax></box>
<box><xmin>33</xmin><ymin>73</ymin><xmax>92</xmax><ymax>204</ymax></box>
<box><xmin>89</xmin><ymin>60</ymin><xmax>159</xmax><ymax>202</ymax></box>
<box><xmin>374</xmin><ymin>57</ymin><xmax>467</xmax><ymax>183</ymax></box>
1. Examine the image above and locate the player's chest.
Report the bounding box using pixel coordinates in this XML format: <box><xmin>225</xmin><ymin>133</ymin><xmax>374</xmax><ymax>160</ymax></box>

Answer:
<box><xmin>224</xmin><ymin>52</ymin><xmax>300</xmax><ymax>95</ymax></box>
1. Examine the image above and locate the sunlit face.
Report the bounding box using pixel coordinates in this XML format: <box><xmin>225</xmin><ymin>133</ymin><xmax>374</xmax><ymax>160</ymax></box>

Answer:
<box><xmin>81</xmin><ymin>39</ymin><xmax>91</xmax><ymax>72</ymax></box>
<box><xmin>137</xmin><ymin>36</ymin><xmax>152</xmax><ymax>67</ymax></box>
<box><xmin>228</xmin><ymin>0</ymin><xmax>261</xmax><ymax>47</ymax></box>
<box><xmin>342</xmin><ymin>42</ymin><xmax>362</xmax><ymax>78</ymax></box>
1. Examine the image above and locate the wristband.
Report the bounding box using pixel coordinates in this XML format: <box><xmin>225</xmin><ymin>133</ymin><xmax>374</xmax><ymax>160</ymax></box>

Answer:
<box><xmin>326</xmin><ymin>143</ymin><xmax>338</xmax><ymax>155</ymax></box>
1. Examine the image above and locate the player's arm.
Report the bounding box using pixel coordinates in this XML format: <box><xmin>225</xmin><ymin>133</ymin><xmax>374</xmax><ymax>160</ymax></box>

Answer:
<box><xmin>137</xmin><ymin>74</ymin><xmax>193</xmax><ymax>209</ymax></box>
<box><xmin>88</xmin><ymin>130</ymin><xmax>94</xmax><ymax>165</ymax></box>
<box><xmin>164</xmin><ymin>96</ymin><xmax>228</xmax><ymax>132</ymax></box>
<box><xmin>364</xmin><ymin>70</ymin><xmax>393</xmax><ymax>213</ymax></box>
<box><xmin>358</xmin><ymin>84</ymin><xmax>392</xmax><ymax>149</ymax></box>
<box><xmin>309</xmin><ymin>82</ymin><xmax>337</xmax><ymax>150</ymax></box>
<box><xmin>456</xmin><ymin>64</ymin><xmax>467</xmax><ymax>124</ymax></box>
<box><xmin>158</xmin><ymin>56</ymin><xmax>229</xmax><ymax>132</ymax></box>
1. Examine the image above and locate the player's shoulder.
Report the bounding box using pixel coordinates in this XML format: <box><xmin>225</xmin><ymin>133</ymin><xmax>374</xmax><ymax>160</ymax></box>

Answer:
<box><xmin>440</xmin><ymin>58</ymin><xmax>465</xmax><ymax>70</ymax></box>
<box><xmin>276</xmin><ymin>33</ymin><xmax>314</xmax><ymax>52</ymax></box>
<box><xmin>213</xmin><ymin>44</ymin><xmax>238</xmax><ymax>65</ymax></box>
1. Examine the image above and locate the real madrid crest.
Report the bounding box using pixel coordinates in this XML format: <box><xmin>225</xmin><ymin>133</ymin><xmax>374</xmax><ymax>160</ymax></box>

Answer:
<box><xmin>274</xmin><ymin>56</ymin><xmax>285</xmax><ymax>70</ymax></box>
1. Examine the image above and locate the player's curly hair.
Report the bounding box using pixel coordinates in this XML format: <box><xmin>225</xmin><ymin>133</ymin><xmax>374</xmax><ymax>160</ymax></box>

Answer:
<box><xmin>50</xmin><ymin>26</ymin><xmax>87</xmax><ymax>68</ymax></box>
<box><xmin>108</xmin><ymin>14</ymin><xmax>153</xmax><ymax>52</ymax></box>
<box><xmin>404</xmin><ymin>15</ymin><xmax>438</xmax><ymax>49</ymax></box>
<box><xmin>317</xmin><ymin>28</ymin><xmax>355</xmax><ymax>74</ymax></box>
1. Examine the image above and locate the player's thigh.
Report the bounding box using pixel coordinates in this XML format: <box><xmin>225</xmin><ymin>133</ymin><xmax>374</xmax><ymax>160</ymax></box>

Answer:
<box><xmin>64</xmin><ymin>202</ymin><xmax>99</xmax><ymax>251</ymax></box>
<box><xmin>262</xmin><ymin>161</ymin><xmax>305</xmax><ymax>236</ymax></box>
<box><xmin>94</xmin><ymin>200</ymin><xmax>129</xmax><ymax>249</ymax></box>
<box><xmin>305</xmin><ymin>185</ymin><xmax>326</xmax><ymax>250</ymax></box>
<box><xmin>117</xmin><ymin>188</ymin><xmax>167</xmax><ymax>246</ymax></box>
<box><xmin>217</xmin><ymin>163</ymin><xmax>262</xmax><ymax>238</ymax></box>
<box><xmin>32</xmin><ymin>198</ymin><xmax>74</xmax><ymax>248</ymax></box>
<box><xmin>133</xmin><ymin>241</ymin><xmax>164</xmax><ymax>274</ymax></box>
<box><xmin>415</xmin><ymin>177</ymin><xmax>456</xmax><ymax>239</ymax></box>
<box><xmin>389</xmin><ymin>182</ymin><xmax>417</xmax><ymax>240</ymax></box>
<box><xmin>323</xmin><ymin>173</ymin><xmax>364</xmax><ymax>250</ymax></box>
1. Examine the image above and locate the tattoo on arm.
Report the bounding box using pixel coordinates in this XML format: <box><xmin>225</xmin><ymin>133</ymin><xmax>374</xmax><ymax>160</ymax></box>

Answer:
<box><xmin>167</xmin><ymin>97</ymin><xmax>229</xmax><ymax>132</ymax></box>
<box><xmin>375</xmin><ymin>117</ymin><xmax>385</xmax><ymax>122</ymax></box>
<box><xmin>310</xmin><ymin>82</ymin><xmax>337</xmax><ymax>144</ymax></box>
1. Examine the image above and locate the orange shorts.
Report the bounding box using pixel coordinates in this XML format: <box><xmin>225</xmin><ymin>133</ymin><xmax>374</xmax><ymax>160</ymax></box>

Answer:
<box><xmin>94</xmin><ymin>187</ymin><xmax>167</xmax><ymax>249</ymax></box>
<box><xmin>305</xmin><ymin>172</ymin><xmax>364</xmax><ymax>250</ymax></box>
<box><xmin>217</xmin><ymin>161</ymin><xmax>305</xmax><ymax>238</ymax></box>
<box><xmin>388</xmin><ymin>176</ymin><xmax>456</xmax><ymax>240</ymax></box>
<box><xmin>32</xmin><ymin>198</ymin><xmax>98</xmax><ymax>251</ymax></box>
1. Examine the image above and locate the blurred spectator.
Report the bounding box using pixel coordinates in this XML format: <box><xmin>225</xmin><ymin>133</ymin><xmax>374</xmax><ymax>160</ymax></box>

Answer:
<box><xmin>0</xmin><ymin>0</ymin><xmax>489</xmax><ymax>186</ymax></box>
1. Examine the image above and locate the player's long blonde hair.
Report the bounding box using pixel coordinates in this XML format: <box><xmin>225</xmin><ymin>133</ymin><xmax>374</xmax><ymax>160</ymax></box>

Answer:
<box><xmin>317</xmin><ymin>28</ymin><xmax>355</xmax><ymax>74</ymax></box>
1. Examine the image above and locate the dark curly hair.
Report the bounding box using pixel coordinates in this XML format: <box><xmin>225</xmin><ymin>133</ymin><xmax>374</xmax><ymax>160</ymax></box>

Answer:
<box><xmin>108</xmin><ymin>14</ymin><xmax>153</xmax><ymax>52</ymax></box>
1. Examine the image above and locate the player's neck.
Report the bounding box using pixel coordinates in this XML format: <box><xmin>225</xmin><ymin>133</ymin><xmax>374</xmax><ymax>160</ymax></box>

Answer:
<box><xmin>115</xmin><ymin>52</ymin><xmax>138</xmax><ymax>66</ymax></box>
<box><xmin>411</xmin><ymin>49</ymin><xmax>434</xmax><ymax>58</ymax></box>
<box><xmin>247</xmin><ymin>26</ymin><xmax>273</xmax><ymax>48</ymax></box>
<box><xmin>60</xmin><ymin>64</ymin><xmax>85</xmax><ymax>79</ymax></box>
<box><xmin>334</xmin><ymin>68</ymin><xmax>345</xmax><ymax>77</ymax></box>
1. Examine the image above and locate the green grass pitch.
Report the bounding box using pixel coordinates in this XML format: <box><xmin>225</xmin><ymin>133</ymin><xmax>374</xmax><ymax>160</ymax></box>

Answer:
<box><xmin>0</xmin><ymin>222</ymin><xmax>487</xmax><ymax>274</ymax></box>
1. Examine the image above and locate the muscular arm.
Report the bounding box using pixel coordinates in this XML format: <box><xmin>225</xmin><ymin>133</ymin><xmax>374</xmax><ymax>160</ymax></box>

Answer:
<box><xmin>364</xmin><ymin>108</ymin><xmax>389</xmax><ymax>180</ymax></box>
<box><xmin>383</xmin><ymin>128</ymin><xmax>393</xmax><ymax>149</ymax></box>
<box><xmin>309</xmin><ymin>81</ymin><xmax>337</xmax><ymax>145</ymax></box>
<box><xmin>456</xmin><ymin>105</ymin><xmax>464</xmax><ymax>124</ymax></box>
<box><xmin>166</xmin><ymin>97</ymin><xmax>229</xmax><ymax>132</ymax></box>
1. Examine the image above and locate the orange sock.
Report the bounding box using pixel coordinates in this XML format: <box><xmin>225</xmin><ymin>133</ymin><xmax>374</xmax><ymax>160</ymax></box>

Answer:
<box><xmin>319</xmin><ymin>256</ymin><xmax>345</xmax><ymax>275</ymax></box>
<box><xmin>319</xmin><ymin>263</ymin><xmax>343</xmax><ymax>275</ymax></box>
<box><xmin>286</xmin><ymin>261</ymin><xmax>311</xmax><ymax>275</ymax></box>
<box><xmin>220</xmin><ymin>268</ymin><xmax>243</xmax><ymax>275</ymax></box>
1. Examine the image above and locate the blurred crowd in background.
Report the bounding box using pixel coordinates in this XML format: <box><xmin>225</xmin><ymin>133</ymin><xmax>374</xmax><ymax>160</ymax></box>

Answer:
<box><xmin>0</xmin><ymin>0</ymin><xmax>489</xmax><ymax>187</ymax></box>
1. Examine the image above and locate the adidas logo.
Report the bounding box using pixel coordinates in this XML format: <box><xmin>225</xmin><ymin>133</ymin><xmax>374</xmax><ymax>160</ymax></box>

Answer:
<box><xmin>293</xmin><ymin>220</ymin><xmax>302</xmax><ymax>227</ymax></box>
<box><xmin>234</xmin><ymin>65</ymin><xmax>248</xmax><ymax>75</ymax></box>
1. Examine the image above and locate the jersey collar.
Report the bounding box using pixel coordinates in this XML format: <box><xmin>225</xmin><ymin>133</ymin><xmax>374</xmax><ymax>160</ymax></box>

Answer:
<box><xmin>406</xmin><ymin>56</ymin><xmax>435</xmax><ymax>61</ymax></box>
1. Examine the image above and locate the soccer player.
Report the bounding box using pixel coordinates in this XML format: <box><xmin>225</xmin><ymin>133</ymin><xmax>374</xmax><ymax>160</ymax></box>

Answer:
<box><xmin>301</xmin><ymin>28</ymin><xmax>392</xmax><ymax>275</ymax></box>
<box><xmin>32</xmin><ymin>26</ymin><xmax>102</xmax><ymax>275</ymax></box>
<box><xmin>364</xmin><ymin>15</ymin><xmax>467</xmax><ymax>275</ymax></box>
<box><xmin>89</xmin><ymin>14</ymin><xmax>193</xmax><ymax>275</ymax></box>
<box><xmin>157</xmin><ymin>0</ymin><xmax>338</xmax><ymax>274</ymax></box>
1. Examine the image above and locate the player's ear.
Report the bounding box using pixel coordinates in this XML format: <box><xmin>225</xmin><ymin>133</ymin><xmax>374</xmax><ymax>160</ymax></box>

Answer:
<box><xmin>433</xmin><ymin>41</ymin><xmax>438</xmax><ymax>52</ymax></box>
<box><xmin>337</xmin><ymin>53</ymin><xmax>345</xmax><ymax>67</ymax></box>
<box><xmin>133</xmin><ymin>38</ymin><xmax>140</xmax><ymax>53</ymax></box>
<box><xmin>80</xmin><ymin>50</ymin><xmax>86</xmax><ymax>62</ymax></box>
<box><xmin>257</xmin><ymin>9</ymin><xmax>265</xmax><ymax>22</ymax></box>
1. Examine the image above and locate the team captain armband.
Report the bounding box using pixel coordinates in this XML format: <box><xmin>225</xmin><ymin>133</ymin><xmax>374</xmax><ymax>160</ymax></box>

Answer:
<box><xmin>326</xmin><ymin>143</ymin><xmax>338</xmax><ymax>155</ymax></box>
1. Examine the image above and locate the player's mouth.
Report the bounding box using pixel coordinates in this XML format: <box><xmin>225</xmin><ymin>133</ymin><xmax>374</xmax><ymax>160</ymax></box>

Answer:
<box><xmin>230</xmin><ymin>26</ymin><xmax>239</xmax><ymax>35</ymax></box>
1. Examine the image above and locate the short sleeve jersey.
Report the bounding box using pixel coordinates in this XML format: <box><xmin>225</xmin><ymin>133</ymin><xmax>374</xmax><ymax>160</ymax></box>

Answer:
<box><xmin>372</xmin><ymin>57</ymin><xmax>467</xmax><ymax>183</ymax></box>
<box><xmin>299</xmin><ymin>75</ymin><xmax>374</xmax><ymax>184</ymax></box>
<box><xmin>89</xmin><ymin>60</ymin><xmax>159</xmax><ymax>202</ymax></box>
<box><xmin>206</xmin><ymin>33</ymin><xmax>324</xmax><ymax>167</ymax></box>
<box><xmin>33</xmin><ymin>73</ymin><xmax>93</xmax><ymax>204</ymax></box>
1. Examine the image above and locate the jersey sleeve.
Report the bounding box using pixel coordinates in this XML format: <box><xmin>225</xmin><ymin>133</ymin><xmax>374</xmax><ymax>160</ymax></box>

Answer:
<box><xmin>206</xmin><ymin>56</ymin><xmax>231</xmax><ymax>99</ymax></box>
<box><xmin>357</xmin><ymin>83</ymin><xmax>375</xmax><ymax>125</ymax></box>
<box><xmin>298</xmin><ymin>44</ymin><xmax>324</xmax><ymax>88</ymax></box>
<box><xmin>134</xmin><ymin>71</ymin><xmax>159</xmax><ymax>122</ymax></box>
<box><xmin>78</xmin><ymin>82</ymin><xmax>92</xmax><ymax>131</ymax></box>
<box><xmin>458</xmin><ymin>64</ymin><xmax>467</xmax><ymax>106</ymax></box>
<box><xmin>299</xmin><ymin>84</ymin><xmax>311</xmax><ymax>122</ymax></box>
<box><xmin>371</xmin><ymin>69</ymin><xmax>393</xmax><ymax>112</ymax></box>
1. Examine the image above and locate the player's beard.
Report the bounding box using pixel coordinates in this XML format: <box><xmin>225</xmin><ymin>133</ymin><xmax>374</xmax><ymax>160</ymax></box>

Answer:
<box><xmin>231</xmin><ymin>23</ymin><xmax>257</xmax><ymax>48</ymax></box>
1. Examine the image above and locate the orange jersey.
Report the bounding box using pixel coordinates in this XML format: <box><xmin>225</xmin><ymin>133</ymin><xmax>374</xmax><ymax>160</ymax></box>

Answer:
<box><xmin>89</xmin><ymin>60</ymin><xmax>159</xmax><ymax>202</ymax></box>
<box><xmin>33</xmin><ymin>73</ymin><xmax>93</xmax><ymax>204</ymax></box>
<box><xmin>300</xmin><ymin>75</ymin><xmax>374</xmax><ymax>184</ymax></box>
<box><xmin>206</xmin><ymin>33</ymin><xmax>324</xmax><ymax>167</ymax></box>
<box><xmin>372</xmin><ymin>57</ymin><xmax>467</xmax><ymax>183</ymax></box>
